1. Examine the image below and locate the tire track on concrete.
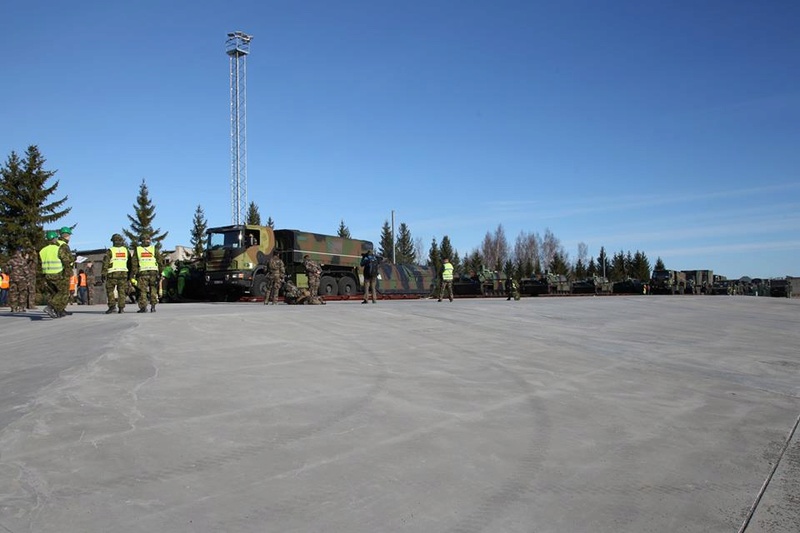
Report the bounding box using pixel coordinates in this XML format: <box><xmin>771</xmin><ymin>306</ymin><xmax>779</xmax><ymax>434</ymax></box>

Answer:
<box><xmin>45</xmin><ymin>322</ymin><xmax>388</xmax><ymax>503</ymax></box>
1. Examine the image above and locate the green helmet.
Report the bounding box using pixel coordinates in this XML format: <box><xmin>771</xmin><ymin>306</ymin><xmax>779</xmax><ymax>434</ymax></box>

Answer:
<box><xmin>59</xmin><ymin>226</ymin><xmax>73</xmax><ymax>235</ymax></box>
<box><xmin>45</xmin><ymin>230</ymin><xmax>58</xmax><ymax>240</ymax></box>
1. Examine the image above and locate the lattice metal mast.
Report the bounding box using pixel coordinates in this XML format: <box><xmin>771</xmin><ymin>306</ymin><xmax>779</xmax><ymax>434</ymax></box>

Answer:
<box><xmin>226</xmin><ymin>31</ymin><xmax>252</xmax><ymax>225</ymax></box>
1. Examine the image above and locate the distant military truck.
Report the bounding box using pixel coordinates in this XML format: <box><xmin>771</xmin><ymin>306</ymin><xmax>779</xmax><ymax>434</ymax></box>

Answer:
<box><xmin>681</xmin><ymin>269</ymin><xmax>713</xmax><ymax>294</ymax></box>
<box><xmin>204</xmin><ymin>225</ymin><xmax>372</xmax><ymax>300</ymax></box>
<box><xmin>649</xmin><ymin>269</ymin><xmax>687</xmax><ymax>295</ymax></box>
<box><xmin>203</xmin><ymin>225</ymin><xmax>434</xmax><ymax>300</ymax></box>
<box><xmin>769</xmin><ymin>277</ymin><xmax>793</xmax><ymax>298</ymax></box>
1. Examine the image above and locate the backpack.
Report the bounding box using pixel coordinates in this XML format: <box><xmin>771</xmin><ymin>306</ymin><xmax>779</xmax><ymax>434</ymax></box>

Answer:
<box><xmin>363</xmin><ymin>255</ymin><xmax>379</xmax><ymax>278</ymax></box>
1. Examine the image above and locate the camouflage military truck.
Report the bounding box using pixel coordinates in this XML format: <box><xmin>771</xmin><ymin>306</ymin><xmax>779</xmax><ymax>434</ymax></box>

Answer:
<box><xmin>204</xmin><ymin>225</ymin><xmax>373</xmax><ymax>299</ymax></box>
<box><xmin>681</xmin><ymin>269</ymin><xmax>713</xmax><ymax>294</ymax></box>
<box><xmin>769</xmin><ymin>277</ymin><xmax>793</xmax><ymax>298</ymax></box>
<box><xmin>649</xmin><ymin>269</ymin><xmax>687</xmax><ymax>295</ymax></box>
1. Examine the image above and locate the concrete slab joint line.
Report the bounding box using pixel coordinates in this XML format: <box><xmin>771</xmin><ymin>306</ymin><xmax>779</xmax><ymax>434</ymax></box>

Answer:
<box><xmin>737</xmin><ymin>412</ymin><xmax>800</xmax><ymax>533</ymax></box>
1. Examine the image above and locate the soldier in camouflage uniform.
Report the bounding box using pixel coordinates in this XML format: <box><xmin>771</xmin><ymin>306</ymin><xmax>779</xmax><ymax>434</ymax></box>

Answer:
<box><xmin>303</xmin><ymin>254</ymin><xmax>322</xmax><ymax>299</ymax></box>
<box><xmin>265</xmin><ymin>253</ymin><xmax>285</xmax><ymax>305</ymax></box>
<box><xmin>505</xmin><ymin>277</ymin><xmax>520</xmax><ymax>301</ymax></box>
<box><xmin>283</xmin><ymin>281</ymin><xmax>326</xmax><ymax>305</ymax></box>
<box><xmin>103</xmin><ymin>234</ymin><xmax>130</xmax><ymax>314</ymax></box>
<box><xmin>39</xmin><ymin>230</ymin><xmax>73</xmax><ymax>318</ymax></box>
<box><xmin>56</xmin><ymin>227</ymin><xmax>76</xmax><ymax>312</ymax></box>
<box><xmin>7</xmin><ymin>247</ymin><xmax>33</xmax><ymax>313</ymax></box>
<box><xmin>131</xmin><ymin>235</ymin><xmax>163</xmax><ymax>313</ymax></box>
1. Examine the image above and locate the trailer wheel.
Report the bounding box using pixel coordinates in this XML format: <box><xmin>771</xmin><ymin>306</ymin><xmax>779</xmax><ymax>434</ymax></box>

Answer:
<box><xmin>338</xmin><ymin>276</ymin><xmax>356</xmax><ymax>296</ymax></box>
<box><xmin>252</xmin><ymin>274</ymin><xmax>267</xmax><ymax>298</ymax></box>
<box><xmin>319</xmin><ymin>276</ymin><xmax>339</xmax><ymax>296</ymax></box>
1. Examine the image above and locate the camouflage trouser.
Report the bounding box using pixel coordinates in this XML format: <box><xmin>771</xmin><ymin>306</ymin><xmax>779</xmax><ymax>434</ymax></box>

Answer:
<box><xmin>308</xmin><ymin>275</ymin><xmax>320</xmax><ymax>297</ymax></box>
<box><xmin>137</xmin><ymin>271</ymin><xmax>160</xmax><ymax>308</ymax></box>
<box><xmin>106</xmin><ymin>272</ymin><xmax>129</xmax><ymax>310</ymax></box>
<box><xmin>363</xmin><ymin>276</ymin><xmax>377</xmax><ymax>302</ymax></box>
<box><xmin>43</xmin><ymin>274</ymin><xmax>70</xmax><ymax>313</ymax></box>
<box><xmin>8</xmin><ymin>278</ymin><xmax>28</xmax><ymax>311</ymax></box>
<box><xmin>266</xmin><ymin>276</ymin><xmax>283</xmax><ymax>304</ymax></box>
<box><xmin>438</xmin><ymin>280</ymin><xmax>453</xmax><ymax>301</ymax></box>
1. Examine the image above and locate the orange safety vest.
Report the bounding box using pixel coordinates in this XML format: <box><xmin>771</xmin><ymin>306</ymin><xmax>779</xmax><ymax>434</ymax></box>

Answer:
<box><xmin>0</xmin><ymin>272</ymin><xmax>9</xmax><ymax>289</ymax></box>
<box><xmin>69</xmin><ymin>275</ymin><xmax>77</xmax><ymax>291</ymax></box>
<box><xmin>78</xmin><ymin>272</ymin><xmax>87</xmax><ymax>287</ymax></box>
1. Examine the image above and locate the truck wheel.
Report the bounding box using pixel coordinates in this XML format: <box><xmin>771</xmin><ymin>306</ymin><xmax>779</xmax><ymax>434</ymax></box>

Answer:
<box><xmin>319</xmin><ymin>276</ymin><xmax>338</xmax><ymax>296</ymax></box>
<box><xmin>338</xmin><ymin>276</ymin><xmax>356</xmax><ymax>296</ymax></box>
<box><xmin>252</xmin><ymin>274</ymin><xmax>267</xmax><ymax>298</ymax></box>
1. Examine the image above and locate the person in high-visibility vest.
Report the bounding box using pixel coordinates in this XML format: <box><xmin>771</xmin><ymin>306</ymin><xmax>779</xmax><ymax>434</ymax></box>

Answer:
<box><xmin>131</xmin><ymin>235</ymin><xmax>163</xmax><ymax>313</ymax></box>
<box><xmin>69</xmin><ymin>272</ymin><xmax>77</xmax><ymax>304</ymax></box>
<box><xmin>438</xmin><ymin>257</ymin><xmax>454</xmax><ymax>302</ymax></box>
<box><xmin>102</xmin><ymin>233</ymin><xmax>130</xmax><ymax>314</ymax></box>
<box><xmin>0</xmin><ymin>267</ymin><xmax>9</xmax><ymax>307</ymax></box>
<box><xmin>39</xmin><ymin>230</ymin><xmax>72</xmax><ymax>318</ymax></box>
<box><xmin>77</xmin><ymin>269</ymin><xmax>88</xmax><ymax>305</ymax></box>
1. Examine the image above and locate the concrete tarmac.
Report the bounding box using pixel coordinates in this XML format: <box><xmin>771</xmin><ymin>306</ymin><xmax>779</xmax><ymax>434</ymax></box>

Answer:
<box><xmin>1</xmin><ymin>296</ymin><xmax>798</xmax><ymax>533</ymax></box>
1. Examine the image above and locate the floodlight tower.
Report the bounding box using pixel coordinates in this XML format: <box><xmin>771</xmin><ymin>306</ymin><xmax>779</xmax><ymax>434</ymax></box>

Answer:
<box><xmin>226</xmin><ymin>31</ymin><xmax>252</xmax><ymax>225</ymax></box>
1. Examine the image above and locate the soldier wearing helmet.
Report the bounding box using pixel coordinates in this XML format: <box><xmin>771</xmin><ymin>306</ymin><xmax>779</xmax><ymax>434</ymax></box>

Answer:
<box><xmin>38</xmin><ymin>229</ymin><xmax>73</xmax><ymax>318</ymax></box>
<box><xmin>131</xmin><ymin>234</ymin><xmax>163</xmax><ymax>313</ymax></box>
<box><xmin>102</xmin><ymin>233</ymin><xmax>130</xmax><ymax>314</ymax></box>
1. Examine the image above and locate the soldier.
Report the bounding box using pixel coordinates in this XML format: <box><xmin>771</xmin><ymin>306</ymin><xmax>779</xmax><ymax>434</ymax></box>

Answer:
<box><xmin>265</xmin><ymin>252</ymin><xmax>285</xmax><ymax>305</ymax></box>
<box><xmin>303</xmin><ymin>254</ymin><xmax>322</xmax><ymax>299</ymax></box>
<box><xmin>103</xmin><ymin>233</ymin><xmax>130</xmax><ymax>314</ymax></box>
<box><xmin>360</xmin><ymin>250</ymin><xmax>378</xmax><ymax>304</ymax></box>
<box><xmin>84</xmin><ymin>261</ymin><xmax>95</xmax><ymax>305</ymax></box>
<box><xmin>57</xmin><ymin>226</ymin><xmax>76</xmax><ymax>312</ymax></box>
<box><xmin>38</xmin><ymin>230</ymin><xmax>72</xmax><ymax>318</ymax></box>
<box><xmin>505</xmin><ymin>276</ymin><xmax>520</xmax><ymax>301</ymax></box>
<box><xmin>7</xmin><ymin>247</ymin><xmax>32</xmax><ymax>313</ymax></box>
<box><xmin>437</xmin><ymin>257</ymin><xmax>454</xmax><ymax>303</ymax></box>
<box><xmin>132</xmin><ymin>235</ymin><xmax>163</xmax><ymax>313</ymax></box>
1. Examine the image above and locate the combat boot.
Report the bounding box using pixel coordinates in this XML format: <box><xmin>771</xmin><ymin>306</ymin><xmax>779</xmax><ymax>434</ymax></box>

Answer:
<box><xmin>118</xmin><ymin>308</ymin><xmax>125</xmax><ymax>314</ymax></box>
<box><xmin>137</xmin><ymin>308</ymin><xmax>147</xmax><ymax>313</ymax></box>
<box><xmin>150</xmin><ymin>305</ymin><xmax>156</xmax><ymax>312</ymax></box>
<box><xmin>105</xmin><ymin>307</ymin><xmax>115</xmax><ymax>314</ymax></box>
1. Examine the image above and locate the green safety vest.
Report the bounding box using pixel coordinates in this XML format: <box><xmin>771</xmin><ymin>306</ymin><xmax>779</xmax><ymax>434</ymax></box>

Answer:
<box><xmin>108</xmin><ymin>246</ymin><xmax>129</xmax><ymax>273</ymax></box>
<box><xmin>442</xmin><ymin>262</ymin><xmax>454</xmax><ymax>281</ymax></box>
<box><xmin>39</xmin><ymin>244</ymin><xmax>63</xmax><ymax>274</ymax></box>
<box><xmin>136</xmin><ymin>245</ymin><xmax>159</xmax><ymax>272</ymax></box>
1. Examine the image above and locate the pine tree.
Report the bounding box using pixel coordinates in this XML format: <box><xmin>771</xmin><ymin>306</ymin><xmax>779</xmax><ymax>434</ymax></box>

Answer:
<box><xmin>0</xmin><ymin>145</ymin><xmax>71</xmax><ymax>259</ymax></box>
<box><xmin>337</xmin><ymin>219</ymin><xmax>351</xmax><ymax>238</ymax></box>
<box><xmin>440</xmin><ymin>236</ymin><xmax>456</xmax><ymax>273</ymax></box>
<box><xmin>596</xmin><ymin>246</ymin><xmax>610</xmax><ymax>279</ymax></box>
<box><xmin>549</xmin><ymin>252</ymin><xmax>570</xmax><ymax>276</ymax></box>
<box><xmin>378</xmin><ymin>220</ymin><xmax>394</xmax><ymax>261</ymax></box>
<box><xmin>123</xmin><ymin>179</ymin><xmax>167</xmax><ymax>249</ymax></box>
<box><xmin>246</xmin><ymin>202</ymin><xmax>261</xmax><ymax>225</ymax></box>
<box><xmin>654</xmin><ymin>257</ymin><xmax>666</xmax><ymax>271</ymax></box>
<box><xmin>427</xmin><ymin>237</ymin><xmax>440</xmax><ymax>270</ymax></box>
<box><xmin>266</xmin><ymin>216</ymin><xmax>275</xmax><ymax>228</ymax></box>
<box><xmin>631</xmin><ymin>250</ymin><xmax>651</xmax><ymax>281</ymax></box>
<box><xmin>395</xmin><ymin>222</ymin><xmax>415</xmax><ymax>263</ymax></box>
<box><xmin>190</xmin><ymin>204</ymin><xmax>207</xmax><ymax>259</ymax></box>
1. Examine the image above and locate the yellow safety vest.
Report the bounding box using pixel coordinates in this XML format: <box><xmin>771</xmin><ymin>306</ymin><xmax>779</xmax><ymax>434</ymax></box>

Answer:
<box><xmin>108</xmin><ymin>246</ymin><xmax>129</xmax><ymax>273</ymax></box>
<box><xmin>39</xmin><ymin>244</ymin><xmax>63</xmax><ymax>274</ymax></box>
<box><xmin>442</xmin><ymin>262</ymin><xmax>454</xmax><ymax>281</ymax></box>
<box><xmin>136</xmin><ymin>245</ymin><xmax>159</xmax><ymax>272</ymax></box>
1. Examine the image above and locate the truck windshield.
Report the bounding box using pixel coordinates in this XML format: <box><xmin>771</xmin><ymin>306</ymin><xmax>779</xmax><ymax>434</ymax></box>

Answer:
<box><xmin>207</xmin><ymin>230</ymin><xmax>243</xmax><ymax>250</ymax></box>
<box><xmin>653</xmin><ymin>272</ymin><xmax>669</xmax><ymax>280</ymax></box>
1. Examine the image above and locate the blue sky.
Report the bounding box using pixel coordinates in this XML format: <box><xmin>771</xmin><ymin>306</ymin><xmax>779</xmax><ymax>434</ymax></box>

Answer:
<box><xmin>2</xmin><ymin>1</ymin><xmax>798</xmax><ymax>279</ymax></box>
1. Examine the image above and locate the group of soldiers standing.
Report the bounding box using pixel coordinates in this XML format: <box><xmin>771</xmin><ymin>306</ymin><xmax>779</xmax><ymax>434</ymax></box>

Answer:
<box><xmin>102</xmin><ymin>233</ymin><xmax>163</xmax><ymax>314</ymax></box>
<box><xmin>263</xmin><ymin>253</ymin><xmax>326</xmax><ymax>305</ymax></box>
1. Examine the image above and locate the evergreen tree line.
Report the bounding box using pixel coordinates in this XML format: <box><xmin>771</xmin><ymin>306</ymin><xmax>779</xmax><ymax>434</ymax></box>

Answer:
<box><xmin>1</xmin><ymin>146</ymin><xmax>658</xmax><ymax>283</ymax></box>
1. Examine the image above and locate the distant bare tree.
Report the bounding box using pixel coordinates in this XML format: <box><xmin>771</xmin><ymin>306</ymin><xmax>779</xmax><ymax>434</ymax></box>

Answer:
<box><xmin>539</xmin><ymin>228</ymin><xmax>559</xmax><ymax>271</ymax></box>
<box><xmin>481</xmin><ymin>224</ymin><xmax>509</xmax><ymax>271</ymax></box>
<box><xmin>513</xmin><ymin>230</ymin><xmax>540</xmax><ymax>277</ymax></box>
